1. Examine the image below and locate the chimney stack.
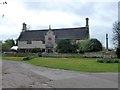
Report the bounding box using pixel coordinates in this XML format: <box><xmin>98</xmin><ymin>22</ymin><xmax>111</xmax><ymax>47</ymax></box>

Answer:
<box><xmin>106</xmin><ymin>33</ymin><xmax>108</xmax><ymax>51</ymax></box>
<box><xmin>86</xmin><ymin>18</ymin><xmax>89</xmax><ymax>27</ymax></box>
<box><xmin>49</xmin><ymin>25</ymin><xmax>51</xmax><ymax>30</ymax></box>
<box><xmin>22</xmin><ymin>23</ymin><xmax>27</xmax><ymax>32</ymax></box>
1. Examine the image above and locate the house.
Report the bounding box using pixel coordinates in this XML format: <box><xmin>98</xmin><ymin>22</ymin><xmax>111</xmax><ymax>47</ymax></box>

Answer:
<box><xmin>17</xmin><ymin>18</ymin><xmax>90</xmax><ymax>53</ymax></box>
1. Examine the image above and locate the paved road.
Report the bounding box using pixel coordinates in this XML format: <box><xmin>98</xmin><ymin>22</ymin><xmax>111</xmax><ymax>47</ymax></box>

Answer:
<box><xmin>2</xmin><ymin>60</ymin><xmax>119</xmax><ymax>88</ymax></box>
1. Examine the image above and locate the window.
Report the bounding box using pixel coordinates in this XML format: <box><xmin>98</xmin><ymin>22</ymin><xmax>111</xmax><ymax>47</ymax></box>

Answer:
<box><xmin>43</xmin><ymin>41</ymin><xmax>45</xmax><ymax>44</ymax></box>
<box><xmin>27</xmin><ymin>41</ymin><xmax>32</xmax><ymax>44</ymax></box>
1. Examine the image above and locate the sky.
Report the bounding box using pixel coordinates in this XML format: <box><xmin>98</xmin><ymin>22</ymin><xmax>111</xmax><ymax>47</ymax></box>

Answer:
<box><xmin>0</xmin><ymin>0</ymin><xmax>119</xmax><ymax>48</ymax></box>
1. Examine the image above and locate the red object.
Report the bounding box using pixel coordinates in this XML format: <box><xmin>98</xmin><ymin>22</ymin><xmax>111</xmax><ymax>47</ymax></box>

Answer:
<box><xmin>48</xmin><ymin>37</ymin><xmax>52</xmax><ymax>40</ymax></box>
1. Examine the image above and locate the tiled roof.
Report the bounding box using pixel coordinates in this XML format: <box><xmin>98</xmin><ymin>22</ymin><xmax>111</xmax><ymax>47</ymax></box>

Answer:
<box><xmin>18</xmin><ymin>27</ymin><xmax>89</xmax><ymax>41</ymax></box>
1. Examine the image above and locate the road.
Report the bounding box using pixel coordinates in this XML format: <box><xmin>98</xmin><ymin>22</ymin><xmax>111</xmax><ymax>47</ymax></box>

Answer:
<box><xmin>1</xmin><ymin>60</ymin><xmax>119</xmax><ymax>88</ymax></box>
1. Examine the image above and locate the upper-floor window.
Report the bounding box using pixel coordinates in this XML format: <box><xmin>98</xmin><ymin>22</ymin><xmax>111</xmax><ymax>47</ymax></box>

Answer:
<box><xmin>27</xmin><ymin>41</ymin><xmax>32</xmax><ymax>44</ymax></box>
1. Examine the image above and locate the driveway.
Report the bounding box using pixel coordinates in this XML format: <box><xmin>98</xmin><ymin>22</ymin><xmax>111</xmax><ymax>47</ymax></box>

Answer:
<box><xmin>2</xmin><ymin>60</ymin><xmax>118</xmax><ymax>88</ymax></box>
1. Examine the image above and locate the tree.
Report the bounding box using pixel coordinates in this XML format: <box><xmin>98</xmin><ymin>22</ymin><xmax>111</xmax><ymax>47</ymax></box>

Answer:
<box><xmin>78</xmin><ymin>40</ymin><xmax>90</xmax><ymax>53</ymax></box>
<box><xmin>2</xmin><ymin>39</ymin><xmax>15</xmax><ymax>52</ymax></box>
<box><xmin>5</xmin><ymin>39</ymin><xmax>15</xmax><ymax>47</ymax></box>
<box><xmin>78</xmin><ymin>39</ymin><xmax>102</xmax><ymax>52</ymax></box>
<box><xmin>113</xmin><ymin>22</ymin><xmax>120</xmax><ymax>58</ymax></box>
<box><xmin>113</xmin><ymin>22</ymin><xmax>120</xmax><ymax>48</ymax></box>
<box><xmin>88</xmin><ymin>39</ymin><xmax>102</xmax><ymax>52</ymax></box>
<box><xmin>56</xmin><ymin>39</ymin><xmax>78</xmax><ymax>53</ymax></box>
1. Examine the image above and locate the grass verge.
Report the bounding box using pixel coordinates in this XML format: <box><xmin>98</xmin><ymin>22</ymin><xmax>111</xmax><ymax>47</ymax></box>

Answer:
<box><xmin>2</xmin><ymin>56</ymin><xmax>119</xmax><ymax>72</ymax></box>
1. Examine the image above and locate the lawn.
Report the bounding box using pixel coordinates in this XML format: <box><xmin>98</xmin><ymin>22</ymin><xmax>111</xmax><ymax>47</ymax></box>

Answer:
<box><xmin>2</xmin><ymin>56</ymin><xmax>119</xmax><ymax>72</ymax></box>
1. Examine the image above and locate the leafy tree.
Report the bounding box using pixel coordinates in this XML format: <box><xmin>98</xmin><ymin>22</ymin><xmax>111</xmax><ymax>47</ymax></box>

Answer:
<box><xmin>4</xmin><ymin>39</ymin><xmax>15</xmax><ymax>47</ymax></box>
<box><xmin>112</xmin><ymin>22</ymin><xmax>120</xmax><ymax>58</ymax></box>
<box><xmin>112</xmin><ymin>22</ymin><xmax>120</xmax><ymax>48</ymax></box>
<box><xmin>88</xmin><ymin>39</ymin><xmax>102</xmax><ymax>52</ymax></box>
<box><xmin>78</xmin><ymin>39</ymin><xmax>102</xmax><ymax>52</ymax></box>
<box><xmin>78</xmin><ymin>40</ymin><xmax>90</xmax><ymax>53</ymax></box>
<box><xmin>57</xmin><ymin>39</ymin><xmax>78</xmax><ymax>53</ymax></box>
<box><xmin>2</xmin><ymin>39</ymin><xmax>15</xmax><ymax>52</ymax></box>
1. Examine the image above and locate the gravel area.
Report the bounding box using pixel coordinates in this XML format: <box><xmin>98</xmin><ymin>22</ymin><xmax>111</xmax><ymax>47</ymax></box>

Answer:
<box><xmin>2</xmin><ymin>60</ymin><xmax>52</xmax><ymax>88</ymax></box>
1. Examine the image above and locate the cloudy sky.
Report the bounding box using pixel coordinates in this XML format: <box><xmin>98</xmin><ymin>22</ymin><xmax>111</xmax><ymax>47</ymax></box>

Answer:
<box><xmin>0</xmin><ymin>0</ymin><xmax>119</xmax><ymax>48</ymax></box>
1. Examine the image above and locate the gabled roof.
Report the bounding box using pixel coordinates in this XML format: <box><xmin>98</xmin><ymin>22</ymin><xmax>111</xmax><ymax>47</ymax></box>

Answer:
<box><xmin>18</xmin><ymin>27</ymin><xmax>89</xmax><ymax>41</ymax></box>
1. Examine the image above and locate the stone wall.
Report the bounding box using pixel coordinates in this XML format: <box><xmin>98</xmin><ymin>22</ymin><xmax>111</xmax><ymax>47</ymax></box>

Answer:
<box><xmin>18</xmin><ymin>41</ymin><xmax>45</xmax><ymax>49</ymax></box>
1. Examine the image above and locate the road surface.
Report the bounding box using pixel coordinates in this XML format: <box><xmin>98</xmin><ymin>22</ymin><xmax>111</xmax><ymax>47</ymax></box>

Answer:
<box><xmin>1</xmin><ymin>60</ymin><xmax>119</xmax><ymax>88</ymax></box>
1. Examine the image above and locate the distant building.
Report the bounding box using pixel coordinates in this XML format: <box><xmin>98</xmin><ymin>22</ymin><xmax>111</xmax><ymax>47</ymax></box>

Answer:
<box><xmin>18</xmin><ymin>18</ymin><xmax>90</xmax><ymax>52</ymax></box>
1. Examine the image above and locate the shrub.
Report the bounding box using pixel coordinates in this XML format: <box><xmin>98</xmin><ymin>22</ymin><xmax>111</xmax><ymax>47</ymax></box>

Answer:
<box><xmin>38</xmin><ymin>53</ymin><xmax>42</xmax><ymax>57</ymax></box>
<box><xmin>23</xmin><ymin>57</ymin><xmax>32</xmax><ymax>60</ymax></box>
<box><xmin>97</xmin><ymin>58</ymin><xmax>119</xmax><ymax>63</ymax></box>
<box><xmin>97</xmin><ymin>59</ymin><xmax>104</xmax><ymax>63</ymax></box>
<box><xmin>31</xmin><ymin>48</ymin><xmax>42</xmax><ymax>53</ymax></box>
<box><xmin>114</xmin><ymin>59</ymin><xmax>119</xmax><ymax>63</ymax></box>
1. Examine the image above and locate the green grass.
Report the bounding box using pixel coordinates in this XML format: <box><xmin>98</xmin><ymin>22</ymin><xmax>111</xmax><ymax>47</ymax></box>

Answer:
<box><xmin>2</xmin><ymin>56</ymin><xmax>119</xmax><ymax>72</ymax></box>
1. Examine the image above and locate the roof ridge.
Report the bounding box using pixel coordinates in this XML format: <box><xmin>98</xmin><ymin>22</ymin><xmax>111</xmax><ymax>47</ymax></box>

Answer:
<box><xmin>26</xmin><ymin>26</ymin><xmax>86</xmax><ymax>32</ymax></box>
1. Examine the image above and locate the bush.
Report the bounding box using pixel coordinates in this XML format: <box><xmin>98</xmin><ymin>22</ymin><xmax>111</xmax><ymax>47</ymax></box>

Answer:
<box><xmin>31</xmin><ymin>48</ymin><xmax>42</xmax><ymax>53</ymax></box>
<box><xmin>97</xmin><ymin>58</ymin><xmax>119</xmax><ymax>63</ymax></box>
<box><xmin>23</xmin><ymin>56</ymin><xmax>32</xmax><ymax>60</ymax></box>
<box><xmin>116</xmin><ymin>48</ymin><xmax>120</xmax><ymax>58</ymax></box>
<box><xmin>38</xmin><ymin>53</ymin><xmax>42</xmax><ymax>57</ymax></box>
<box><xmin>79</xmin><ymin>50</ymin><xmax>85</xmax><ymax>54</ymax></box>
<box><xmin>114</xmin><ymin>59</ymin><xmax>119</xmax><ymax>63</ymax></box>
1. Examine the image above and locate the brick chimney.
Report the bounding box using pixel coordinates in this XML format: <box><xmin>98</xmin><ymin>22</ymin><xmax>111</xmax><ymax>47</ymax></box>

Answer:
<box><xmin>85</xmin><ymin>18</ymin><xmax>89</xmax><ymax>39</ymax></box>
<box><xmin>22</xmin><ymin>22</ymin><xmax>27</xmax><ymax>32</ymax></box>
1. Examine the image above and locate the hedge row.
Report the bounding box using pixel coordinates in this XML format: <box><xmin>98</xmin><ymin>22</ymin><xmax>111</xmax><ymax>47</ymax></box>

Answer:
<box><xmin>97</xmin><ymin>58</ymin><xmax>119</xmax><ymax>63</ymax></box>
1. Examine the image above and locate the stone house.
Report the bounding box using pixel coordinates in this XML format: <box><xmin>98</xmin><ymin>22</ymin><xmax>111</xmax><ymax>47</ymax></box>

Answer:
<box><xmin>17</xmin><ymin>18</ymin><xmax>90</xmax><ymax>53</ymax></box>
